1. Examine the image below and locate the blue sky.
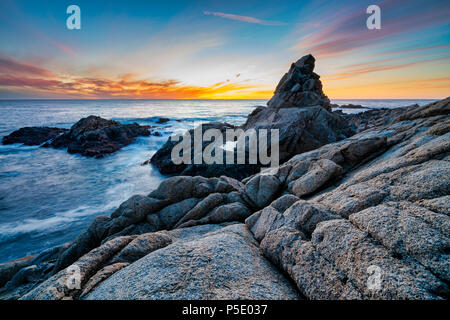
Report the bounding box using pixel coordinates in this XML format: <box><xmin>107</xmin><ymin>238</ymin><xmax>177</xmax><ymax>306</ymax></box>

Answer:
<box><xmin>0</xmin><ymin>0</ymin><xmax>449</xmax><ymax>98</ymax></box>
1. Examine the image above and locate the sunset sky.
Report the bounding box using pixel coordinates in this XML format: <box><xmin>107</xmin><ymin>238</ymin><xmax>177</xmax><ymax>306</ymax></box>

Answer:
<box><xmin>0</xmin><ymin>0</ymin><xmax>449</xmax><ymax>99</ymax></box>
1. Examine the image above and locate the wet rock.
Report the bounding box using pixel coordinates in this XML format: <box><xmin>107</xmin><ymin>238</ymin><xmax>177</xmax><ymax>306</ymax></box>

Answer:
<box><xmin>0</xmin><ymin>257</ymin><xmax>34</xmax><ymax>288</ymax></box>
<box><xmin>49</xmin><ymin>115</ymin><xmax>152</xmax><ymax>157</ymax></box>
<box><xmin>2</xmin><ymin>127</ymin><xmax>68</xmax><ymax>146</ymax></box>
<box><xmin>242</xmin><ymin>105</ymin><xmax>353</xmax><ymax>164</ymax></box>
<box><xmin>21</xmin><ymin>236</ymin><xmax>134</xmax><ymax>300</ymax></box>
<box><xmin>149</xmin><ymin>122</ymin><xmax>237</xmax><ymax>175</ymax></box>
<box><xmin>156</xmin><ymin>198</ymin><xmax>200</xmax><ymax>229</ymax></box>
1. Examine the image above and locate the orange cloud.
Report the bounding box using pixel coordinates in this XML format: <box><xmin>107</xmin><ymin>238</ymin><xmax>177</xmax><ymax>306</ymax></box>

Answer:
<box><xmin>0</xmin><ymin>70</ymin><xmax>271</xmax><ymax>99</ymax></box>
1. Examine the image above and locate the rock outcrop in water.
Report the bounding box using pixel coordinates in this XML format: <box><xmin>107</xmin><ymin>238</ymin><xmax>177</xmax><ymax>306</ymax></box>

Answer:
<box><xmin>2</xmin><ymin>115</ymin><xmax>157</xmax><ymax>158</ymax></box>
<box><xmin>0</xmin><ymin>55</ymin><xmax>449</xmax><ymax>300</ymax></box>
<box><xmin>149</xmin><ymin>55</ymin><xmax>353</xmax><ymax>179</ymax></box>
<box><xmin>47</xmin><ymin>116</ymin><xmax>154</xmax><ymax>157</ymax></box>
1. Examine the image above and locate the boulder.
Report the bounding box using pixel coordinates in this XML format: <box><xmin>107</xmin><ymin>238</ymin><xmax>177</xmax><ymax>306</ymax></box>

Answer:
<box><xmin>79</xmin><ymin>263</ymin><xmax>129</xmax><ymax>298</ymax></box>
<box><xmin>289</xmin><ymin>159</ymin><xmax>343</xmax><ymax>197</ymax></box>
<box><xmin>48</xmin><ymin>115</ymin><xmax>152</xmax><ymax>157</ymax></box>
<box><xmin>243</xmin><ymin>174</ymin><xmax>281</xmax><ymax>209</ymax></box>
<box><xmin>0</xmin><ymin>257</ymin><xmax>34</xmax><ymax>288</ymax></box>
<box><xmin>21</xmin><ymin>236</ymin><xmax>134</xmax><ymax>300</ymax></box>
<box><xmin>84</xmin><ymin>224</ymin><xmax>300</xmax><ymax>300</ymax></box>
<box><xmin>267</xmin><ymin>54</ymin><xmax>331</xmax><ymax>110</ymax></box>
<box><xmin>53</xmin><ymin>195</ymin><xmax>166</xmax><ymax>272</ymax></box>
<box><xmin>241</xmin><ymin>105</ymin><xmax>353</xmax><ymax>164</ymax></box>
<box><xmin>177</xmin><ymin>202</ymin><xmax>251</xmax><ymax>228</ymax></box>
<box><xmin>149</xmin><ymin>122</ymin><xmax>238</xmax><ymax>175</ymax></box>
<box><xmin>110</xmin><ymin>232</ymin><xmax>172</xmax><ymax>264</ymax></box>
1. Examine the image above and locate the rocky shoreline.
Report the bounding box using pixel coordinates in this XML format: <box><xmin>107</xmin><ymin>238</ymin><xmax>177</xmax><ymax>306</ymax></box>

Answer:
<box><xmin>0</xmin><ymin>55</ymin><xmax>448</xmax><ymax>300</ymax></box>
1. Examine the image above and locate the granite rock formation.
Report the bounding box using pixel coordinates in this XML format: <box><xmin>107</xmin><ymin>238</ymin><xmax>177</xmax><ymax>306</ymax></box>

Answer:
<box><xmin>2</xmin><ymin>115</ymin><xmax>156</xmax><ymax>157</ymax></box>
<box><xmin>0</xmin><ymin>56</ymin><xmax>449</xmax><ymax>300</ymax></box>
<box><xmin>2</xmin><ymin>127</ymin><xmax>67</xmax><ymax>146</ymax></box>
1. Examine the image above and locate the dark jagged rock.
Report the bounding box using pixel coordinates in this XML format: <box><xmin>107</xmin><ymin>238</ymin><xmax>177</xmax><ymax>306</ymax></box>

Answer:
<box><xmin>84</xmin><ymin>224</ymin><xmax>300</xmax><ymax>300</ymax></box>
<box><xmin>3</xmin><ymin>115</ymin><xmax>155</xmax><ymax>157</ymax></box>
<box><xmin>47</xmin><ymin>115</ymin><xmax>152</xmax><ymax>157</ymax></box>
<box><xmin>241</xmin><ymin>105</ymin><xmax>353</xmax><ymax>165</ymax></box>
<box><xmin>267</xmin><ymin>54</ymin><xmax>331</xmax><ymax>110</ymax></box>
<box><xmin>148</xmin><ymin>55</ymin><xmax>353</xmax><ymax>179</ymax></box>
<box><xmin>148</xmin><ymin>122</ymin><xmax>260</xmax><ymax>179</ymax></box>
<box><xmin>2</xmin><ymin>127</ymin><xmax>67</xmax><ymax>146</ymax></box>
<box><xmin>156</xmin><ymin>117</ymin><xmax>170</xmax><ymax>124</ymax></box>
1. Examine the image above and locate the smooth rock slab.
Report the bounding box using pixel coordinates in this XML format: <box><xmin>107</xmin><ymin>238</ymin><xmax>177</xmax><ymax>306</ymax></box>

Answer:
<box><xmin>85</xmin><ymin>224</ymin><xmax>300</xmax><ymax>300</ymax></box>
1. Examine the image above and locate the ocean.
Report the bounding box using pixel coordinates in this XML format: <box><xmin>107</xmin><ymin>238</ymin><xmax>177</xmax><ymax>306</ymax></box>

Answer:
<box><xmin>0</xmin><ymin>99</ymin><xmax>437</xmax><ymax>262</ymax></box>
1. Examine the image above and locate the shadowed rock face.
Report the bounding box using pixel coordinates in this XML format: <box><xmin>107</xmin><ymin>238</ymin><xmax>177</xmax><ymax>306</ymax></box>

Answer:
<box><xmin>2</xmin><ymin>127</ymin><xmax>67</xmax><ymax>146</ymax></box>
<box><xmin>148</xmin><ymin>54</ymin><xmax>353</xmax><ymax>179</ymax></box>
<box><xmin>2</xmin><ymin>115</ymin><xmax>155</xmax><ymax>157</ymax></box>
<box><xmin>48</xmin><ymin>115</ymin><xmax>152</xmax><ymax>157</ymax></box>
<box><xmin>241</xmin><ymin>105</ymin><xmax>353</xmax><ymax>165</ymax></box>
<box><xmin>267</xmin><ymin>54</ymin><xmax>331</xmax><ymax>110</ymax></box>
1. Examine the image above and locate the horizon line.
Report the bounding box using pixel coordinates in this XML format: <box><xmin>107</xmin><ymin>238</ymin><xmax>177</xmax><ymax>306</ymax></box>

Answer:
<box><xmin>0</xmin><ymin>98</ymin><xmax>443</xmax><ymax>101</ymax></box>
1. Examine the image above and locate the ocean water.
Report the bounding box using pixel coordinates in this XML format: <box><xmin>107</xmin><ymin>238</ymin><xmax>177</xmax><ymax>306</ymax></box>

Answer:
<box><xmin>0</xmin><ymin>99</ymin><xmax>437</xmax><ymax>262</ymax></box>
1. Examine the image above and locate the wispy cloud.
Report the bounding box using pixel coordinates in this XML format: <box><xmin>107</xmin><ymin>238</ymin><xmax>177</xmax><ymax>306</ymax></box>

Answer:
<box><xmin>35</xmin><ymin>31</ymin><xmax>76</xmax><ymax>56</ymax></box>
<box><xmin>293</xmin><ymin>0</ymin><xmax>450</xmax><ymax>57</ymax></box>
<box><xmin>0</xmin><ymin>56</ymin><xmax>55</xmax><ymax>77</ymax></box>
<box><xmin>323</xmin><ymin>56</ymin><xmax>450</xmax><ymax>80</ymax></box>
<box><xmin>203</xmin><ymin>11</ymin><xmax>286</xmax><ymax>26</ymax></box>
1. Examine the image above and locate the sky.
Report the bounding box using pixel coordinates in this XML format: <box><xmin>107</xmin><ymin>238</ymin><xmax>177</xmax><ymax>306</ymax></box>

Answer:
<box><xmin>0</xmin><ymin>0</ymin><xmax>449</xmax><ymax>99</ymax></box>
